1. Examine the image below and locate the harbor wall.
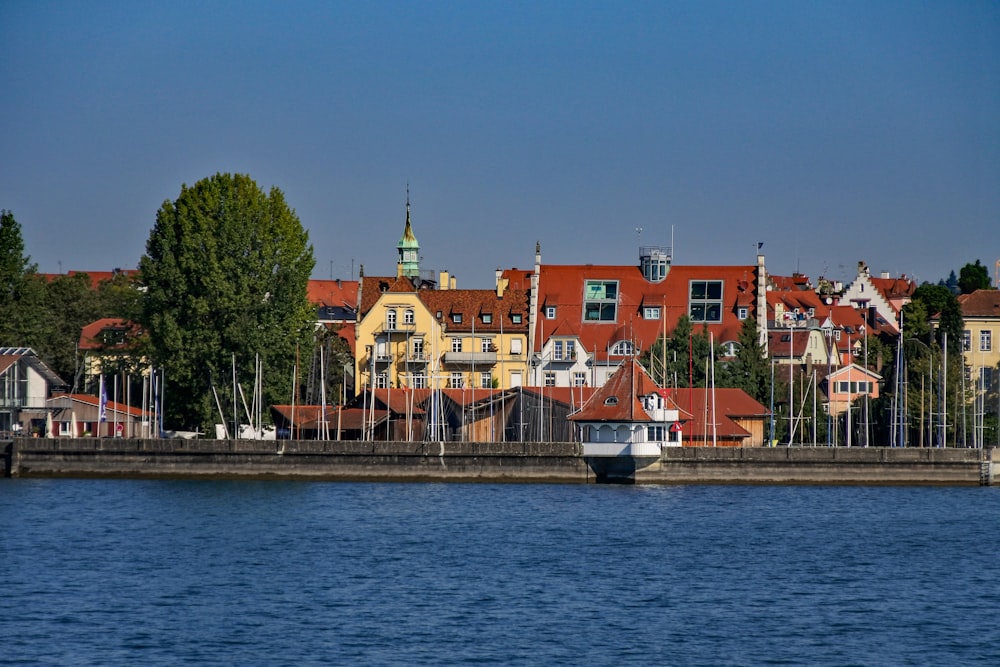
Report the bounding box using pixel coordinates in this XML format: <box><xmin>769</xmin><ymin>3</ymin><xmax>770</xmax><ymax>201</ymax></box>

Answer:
<box><xmin>6</xmin><ymin>438</ymin><xmax>591</xmax><ymax>483</ymax></box>
<box><xmin>4</xmin><ymin>438</ymin><xmax>996</xmax><ymax>485</ymax></box>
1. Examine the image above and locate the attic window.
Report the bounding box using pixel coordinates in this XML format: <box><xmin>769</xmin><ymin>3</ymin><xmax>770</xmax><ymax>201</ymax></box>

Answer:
<box><xmin>604</xmin><ymin>397</ymin><xmax>618</xmax><ymax>406</ymax></box>
<box><xmin>511</xmin><ymin>313</ymin><xmax>523</xmax><ymax>324</ymax></box>
<box><xmin>452</xmin><ymin>313</ymin><xmax>463</xmax><ymax>324</ymax></box>
<box><xmin>436</xmin><ymin>311</ymin><xmax>443</xmax><ymax>319</ymax></box>
<box><xmin>481</xmin><ymin>313</ymin><xmax>492</xmax><ymax>324</ymax></box>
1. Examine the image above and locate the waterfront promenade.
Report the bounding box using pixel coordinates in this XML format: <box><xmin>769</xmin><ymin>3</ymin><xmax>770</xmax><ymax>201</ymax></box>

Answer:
<box><xmin>3</xmin><ymin>438</ymin><xmax>996</xmax><ymax>485</ymax></box>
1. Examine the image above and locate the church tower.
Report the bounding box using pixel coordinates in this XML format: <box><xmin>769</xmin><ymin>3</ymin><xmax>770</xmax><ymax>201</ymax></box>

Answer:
<box><xmin>396</xmin><ymin>186</ymin><xmax>420</xmax><ymax>280</ymax></box>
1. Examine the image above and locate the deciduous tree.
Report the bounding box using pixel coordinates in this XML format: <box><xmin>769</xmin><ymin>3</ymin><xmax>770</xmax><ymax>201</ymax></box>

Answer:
<box><xmin>139</xmin><ymin>173</ymin><xmax>316</xmax><ymax>431</ymax></box>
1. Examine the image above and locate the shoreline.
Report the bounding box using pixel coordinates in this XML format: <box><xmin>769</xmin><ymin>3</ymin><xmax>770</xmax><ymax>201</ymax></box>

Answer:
<box><xmin>4</xmin><ymin>438</ymin><xmax>996</xmax><ymax>486</ymax></box>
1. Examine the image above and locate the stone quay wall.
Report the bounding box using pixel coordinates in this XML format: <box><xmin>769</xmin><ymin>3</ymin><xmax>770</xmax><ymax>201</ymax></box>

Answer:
<box><xmin>3</xmin><ymin>438</ymin><xmax>995</xmax><ymax>485</ymax></box>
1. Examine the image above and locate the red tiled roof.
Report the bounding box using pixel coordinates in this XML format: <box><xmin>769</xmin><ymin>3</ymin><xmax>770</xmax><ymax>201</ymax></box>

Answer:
<box><xmin>358</xmin><ymin>275</ymin><xmax>420</xmax><ymax>316</ymax></box>
<box><xmin>78</xmin><ymin>318</ymin><xmax>143</xmax><ymax>350</ymax></box>
<box><xmin>307</xmin><ymin>279</ymin><xmax>358</xmax><ymax>309</ymax></box>
<box><xmin>49</xmin><ymin>393</ymin><xmax>151</xmax><ymax>418</ymax></box>
<box><xmin>676</xmin><ymin>388</ymin><xmax>768</xmax><ymax>441</ymax></box>
<box><xmin>511</xmin><ymin>263</ymin><xmax>758</xmax><ymax>362</ymax></box>
<box><xmin>957</xmin><ymin>290</ymin><xmax>1000</xmax><ymax>318</ymax></box>
<box><xmin>40</xmin><ymin>270</ymin><xmax>138</xmax><ymax>289</ymax></box>
<box><xmin>570</xmin><ymin>358</ymin><xmax>670</xmax><ymax>423</ymax></box>
<box><xmin>870</xmin><ymin>276</ymin><xmax>917</xmax><ymax>301</ymax></box>
<box><xmin>419</xmin><ymin>289</ymin><xmax>529</xmax><ymax>335</ymax></box>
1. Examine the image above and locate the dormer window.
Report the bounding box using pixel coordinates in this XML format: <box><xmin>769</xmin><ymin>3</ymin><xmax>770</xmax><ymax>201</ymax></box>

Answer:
<box><xmin>481</xmin><ymin>313</ymin><xmax>492</xmax><ymax>324</ymax></box>
<box><xmin>511</xmin><ymin>313</ymin><xmax>523</xmax><ymax>324</ymax></box>
<box><xmin>609</xmin><ymin>340</ymin><xmax>634</xmax><ymax>356</ymax></box>
<box><xmin>545</xmin><ymin>306</ymin><xmax>556</xmax><ymax>319</ymax></box>
<box><xmin>604</xmin><ymin>397</ymin><xmax>618</xmax><ymax>406</ymax></box>
<box><xmin>643</xmin><ymin>306</ymin><xmax>661</xmax><ymax>320</ymax></box>
<box><xmin>452</xmin><ymin>313</ymin><xmax>463</xmax><ymax>324</ymax></box>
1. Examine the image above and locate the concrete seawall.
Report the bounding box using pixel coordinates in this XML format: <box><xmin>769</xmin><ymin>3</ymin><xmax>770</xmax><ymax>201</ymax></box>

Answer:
<box><xmin>6</xmin><ymin>438</ymin><xmax>591</xmax><ymax>483</ymax></box>
<box><xmin>4</xmin><ymin>438</ymin><xmax>996</xmax><ymax>485</ymax></box>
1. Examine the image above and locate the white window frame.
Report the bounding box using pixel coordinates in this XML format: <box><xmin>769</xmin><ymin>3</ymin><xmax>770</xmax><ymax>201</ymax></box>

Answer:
<box><xmin>573</xmin><ymin>372</ymin><xmax>586</xmax><ymax>387</ymax></box>
<box><xmin>451</xmin><ymin>338</ymin><xmax>462</xmax><ymax>353</ymax></box>
<box><xmin>449</xmin><ymin>372</ymin><xmax>464</xmax><ymax>388</ymax></box>
<box><xmin>544</xmin><ymin>372</ymin><xmax>556</xmax><ymax>387</ymax></box>
<box><xmin>481</xmin><ymin>338</ymin><xmax>493</xmax><ymax>353</ymax></box>
<box><xmin>981</xmin><ymin>330</ymin><xmax>992</xmax><ymax>352</ymax></box>
<box><xmin>643</xmin><ymin>306</ymin><xmax>661</xmax><ymax>320</ymax></box>
<box><xmin>545</xmin><ymin>306</ymin><xmax>556</xmax><ymax>319</ymax></box>
<box><xmin>386</xmin><ymin>309</ymin><xmax>397</xmax><ymax>330</ymax></box>
<box><xmin>689</xmin><ymin>280</ymin><xmax>724</xmax><ymax>323</ymax></box>
<box><xmin>403</xmin><ymin>309</ymin><xmax>415</xmax><ymax>325</ymax></box>
<box><xmin>480</xmin><ymin>372</ymin><xmax>492</xmax><ymax>389</ymax></box>
<box><xmin>610</xmin><ymin>340</ymin><xmax>634</xmax><ymax>356</ymax></box>
<box><xmin>510</xmin><ymin>338</ymin><xmax>523</xmax><ymax>355</ymax></box>
<box><xmin>583</xmin><ymin>280</ymin><xmax>618</xmax><ymax>322</ymax></box>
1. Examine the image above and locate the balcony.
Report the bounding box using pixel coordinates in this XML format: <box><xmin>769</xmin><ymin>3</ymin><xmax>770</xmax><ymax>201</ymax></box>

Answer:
<box><xmin>405</xmin><ymin>353</ymin><xmax>432</xmax><ymax>365</ymax></box>
<box><xmin>380</xmin><ymin>322</ymin><xmax>418</xmax><ymax>335</ymax></box>
<box><xmin>442</xmin><ymin>351</ymin><xmax>497</xmax><ymax>368</ymax></box>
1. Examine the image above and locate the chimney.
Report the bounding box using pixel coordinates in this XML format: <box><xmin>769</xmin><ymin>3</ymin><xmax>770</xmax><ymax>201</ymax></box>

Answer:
<box><xmin>439</xmin><ymin>270</ymin><xmax>449</xmax><ymax>290</ymax></box>
<box><xmin>496</xmin><ymin>276</ymin><xmax>507</xmax><ymax>298</ymax></box>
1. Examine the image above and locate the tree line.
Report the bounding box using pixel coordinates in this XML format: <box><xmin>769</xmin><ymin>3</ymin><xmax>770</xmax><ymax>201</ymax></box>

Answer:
<box><xmin>2</xmin><ymin>175</ymin><xmax>996</xmax><ymax>441</ymax></box>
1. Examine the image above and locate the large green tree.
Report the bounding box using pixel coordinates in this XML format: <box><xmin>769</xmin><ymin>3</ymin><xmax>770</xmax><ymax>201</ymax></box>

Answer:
<box><xmin>958</xmin><ymin>260</ymin><xmax>992</xmax><ymax>294</ymax></box>
<box><xmin>139</xmin><ymin>173</ymin><xmax>316</xmax><ymax>432</ymax></box>
<box><xmin>0</xmin><ymin>209</ymin><xmax>37</xmax><ymax>344</ymax></box>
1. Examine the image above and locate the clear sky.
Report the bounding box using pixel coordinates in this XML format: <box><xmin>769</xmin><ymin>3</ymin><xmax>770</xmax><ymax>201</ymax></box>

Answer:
<box><xmin>2</xmin><ymin>1</ymin><xmax>998</xmax><ymax>289</ymax></box>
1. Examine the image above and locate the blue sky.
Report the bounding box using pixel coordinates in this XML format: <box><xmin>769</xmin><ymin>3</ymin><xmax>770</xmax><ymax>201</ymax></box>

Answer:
<box><xmin>2</xmin><ymin>1</ymin><xmax>997</xmax><ymax>288</ymax></box>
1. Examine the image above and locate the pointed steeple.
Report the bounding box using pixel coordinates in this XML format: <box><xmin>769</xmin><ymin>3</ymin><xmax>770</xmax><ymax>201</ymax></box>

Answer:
<box><xmin>397</xmin><ymin>184</ymin><xmax>420</xmax><ymax>279</ymax></box>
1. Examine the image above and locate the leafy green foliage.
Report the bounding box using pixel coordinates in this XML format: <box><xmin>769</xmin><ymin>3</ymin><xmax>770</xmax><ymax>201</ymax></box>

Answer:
<box><xmin>0</xmin><ymin>210</ymin><xmax>37</xmax><ymax>343</ymax></box>
<box><xmin>139</xmin><ymin>173</ymin><xmax>316</xmax><ymax>431</ymax></box>
<box><xmin>958</xmin><ymin>260</ymin><xmax>992</xmax><ymax>294</ymax></box>
<box><xmin>718</xmin><ymin>316</ymin><xmax>771</xmax><ymax>403</ymax></box>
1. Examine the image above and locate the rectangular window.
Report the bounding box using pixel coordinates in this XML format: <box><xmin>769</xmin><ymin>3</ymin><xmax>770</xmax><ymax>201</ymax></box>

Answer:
<box><xmin>481</xmin><ymin>338</ymin><xmax>493</xmax><ymax>353</ymax></box>
<box><xmin>737</xmin><ymin>307</ymin><xmax>749</xmax><ymax>320</ymax></box>
<box><xmin>510</xmin><ymin>338</ymin><xmax>523</xmax><ymax>355</ymax></box>
<box><xmin>449</xmin><ymin>372</ymin><xmax>464</xmax><ymax>388</ymax></box>
<box><xmin>963</xmin><ymin>330</ymin><xmax>972</xmax><ymax>352</ymax></box>
<box><xmin>451</xmin><ymin>338</ymin><xmax>462</xmax><ymax>352</ymax></box>
<box><xmin>643</xmin><ymin>306</ymin><xmax>661</xmax><ymax>320</ymax></box>
<box><xmin>59</xmin><ymin>421</ymin><xmax>73</xmax><ymax>436</ymax></box>
<box><xmin>480</xmin><ymin>372</ymin><xmax>492</xmax><ymax>389</ymax></box>
<box><xmin>512</xmin><ymin>313</ymin><xmax>523</xmax><ymax>324</ymax></box>
<box><xmin>545</xmin><ymin>306</ymin><xmax>556</xmax><ymax>319</ymax></box>
<box><xmin>452</xmin><ymin>313</ymin><xmax>463</xmax><ymax>324</ymax></box>
<box><xmin>981</xmin><ymin>330</ymin><xmax>992</xmax><ymax>352</ymax></box>
<box><xmin>411</xmin><ymin>339</ymin><xmax>424</xmax><ymax>359</ymax></box>
<box><xmin>385</xmin><ymin>309</ymin><xmax>397</xmax><ymax>330</ymax></box>
<box><xmin>544</xmin><ymin>372</ymin><xmax>556</xmax><ymax>387</ymax></box>
<box><xmin>404</xmin><ymin>309</ymin><xmax>415</xmax><ymax>324</ymax></box>
<box><xmin>647</xmin><ymin>425</ymin><xmax>665</xmax><ymax>441</ymax></box>
<box><xmin>411</xmin><ymin>373</ymin><xmax>427</xmax><ymax>389</ymax></box>
<box><xmin>566</xmin><ymin>340</ymin><xmax>575</xmax><ymax>360</ymax></box>
<box><xmin>374</xmin><ymin>372</ymin><xmax>388</xmax><ymax>389</ymax></box>
<box><xmin>583</xmin><ymin>280</ymin><xmax>618</xmax><ymax>321</ymax></box>
<box><xmin>689</xmin><ymin>280</ymin><xmax>723</xmax><ymax>323</ymax></box>
<box><xmin>573</xmin><ymin>372</ymin><xmax>586</xmax><ymax>387</ymax></box>
<box><xmin>554</xmin><ymin>340</ymin><xmax>564</xmax><ymax>360</ymax></box>
<box><xmin>481</xmin><ymin>313</ymin><xmax>492</xmax><ymax>324</ymax></box>
<box><xmin>838</xmin><ymin>381</ymin><xmax>849</xmax><ymax>393</ymax></box>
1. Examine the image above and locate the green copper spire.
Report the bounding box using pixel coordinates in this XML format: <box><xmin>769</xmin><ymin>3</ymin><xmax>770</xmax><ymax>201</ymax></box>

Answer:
<box><xmin>397</xmin><ymin>185</ymin><xmax>420</xmax><ymax>279</ymax></box>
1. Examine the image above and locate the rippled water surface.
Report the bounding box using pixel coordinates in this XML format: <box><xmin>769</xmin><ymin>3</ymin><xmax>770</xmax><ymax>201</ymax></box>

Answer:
<box><xmin>2</xmin><ymin>480</ymin><xmax>998</xmax><ymax>666</ymax></box>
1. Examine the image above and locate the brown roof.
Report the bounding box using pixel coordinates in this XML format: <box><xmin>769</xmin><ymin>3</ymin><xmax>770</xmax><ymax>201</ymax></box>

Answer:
<box><xmin>307</xmin><ymin>279</ymin><xmax>358</xmax><ymax>309</ymax></box>
<box><xmin>958</xmin><ymin>289</ymin><xmax>1000</xmax><ymax>318</ymax></box>
<box><xmin>569</xmin><ymin>358</ymin><xmax>665</xmax><ymax>423</ymax></box>
<box><xmin>418</xmin><ymin>289</ymin><xmax>529</xmax><ymax>334</ymax></box>
<box><xmin>78</xmin><ymin>318</ymin><xmax>143</xmax><ymax>350</ymax></box>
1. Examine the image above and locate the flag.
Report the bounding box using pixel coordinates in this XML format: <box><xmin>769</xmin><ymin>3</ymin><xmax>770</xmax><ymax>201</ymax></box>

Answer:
<box><xmin>99</xmin><ymin>375</ymin><xmax>108</xmax><ymax>423</ymax></box>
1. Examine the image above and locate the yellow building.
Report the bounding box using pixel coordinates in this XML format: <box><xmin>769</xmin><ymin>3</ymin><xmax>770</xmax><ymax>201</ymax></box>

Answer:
<box><xmin>353</xmin><ymin>199</ymin><xmax>530</xmax><ymax>393</ymax></box>
<box><xmin>958</xmin><ymin>289</ymin><xmax>1000</xmax><ymax>395</ymax></box>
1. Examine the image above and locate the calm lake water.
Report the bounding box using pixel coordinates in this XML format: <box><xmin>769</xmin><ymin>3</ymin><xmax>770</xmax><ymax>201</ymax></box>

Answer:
<box><xmin>1</xmin><ymin>479</ymin><xmax>998</xmax><ymax>666</ymax></box>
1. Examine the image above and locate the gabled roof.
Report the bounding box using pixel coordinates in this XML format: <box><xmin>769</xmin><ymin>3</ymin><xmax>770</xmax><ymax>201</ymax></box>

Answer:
<box><xmin>824</xmin><ymin>363</ymin><xmax>882</xmax><ymax>382</ymax></box>
<box><xmin>307</xmin><ymin>279</ymin><xmax>358</xmax><ymax>310</ymax></box>
<box><xmin>957</xmin><ymin>289</ymin><xmax>1000</xmax><ymax>318</ymax></box>
<box><xmin>270</xmin><ymin>405</ymin><xmax>388</xmax><ymax>430</ymax></box>
<box><xmin>48</xmin><ymin>393</ymin><xmax>151</xmax><ymax>418</ymax></box>
<box><xmin>569</xmin><ymin>358</ymin><xmax>664</xmax><ymax>423</ymax></box>
<box><xmin>767</xmin><ymin>329</ymin><xmax>823</xmax><ymax>359</ymax></box>
<box><xmin>515</xmin><ymin>262</ymin><xmax>758</xmax><ymax>361</ymax></box>
<box><xmin>78</xmin><ymin>318</ymin><xmax>144</xmax><ymax>351</ymax></box>
<box><xmin>870</xmin><ymin>275</ymin><xmax>917</xmax><ymax>301</ymax></box>
<box><xmin>675</xmin><ymin>388</ymin><xmax>769</xmax><ymax>441</ymax></box>
<box><xmin>358</xmin><ymin>275</ymin><xmax>420</xmax><ymax>316</ymax></box>
<box><xmin>418</xmin><ymin>289</ymin><xmax>529</xmax><ymax>334</ymax></box>
<box><xmin>0</xmin><ymin>347</ymin><xmax>67</xmax><ymax>388</ymax></box>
